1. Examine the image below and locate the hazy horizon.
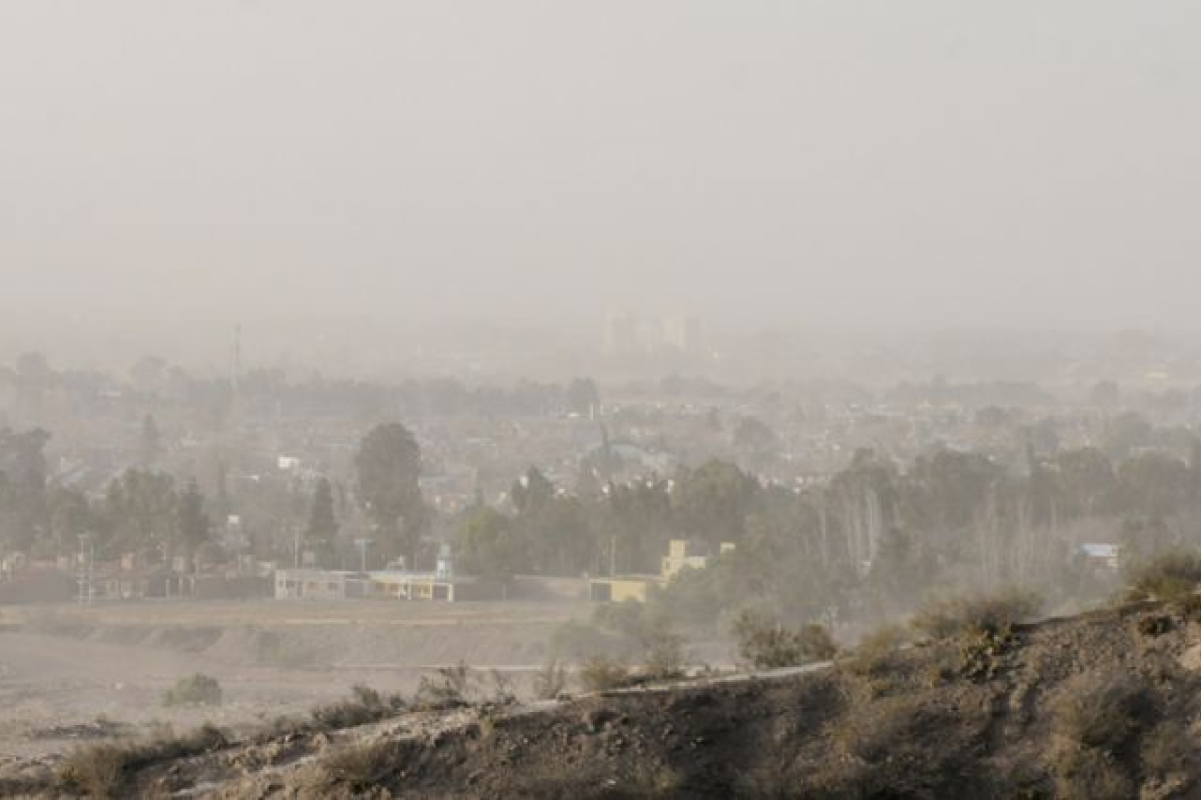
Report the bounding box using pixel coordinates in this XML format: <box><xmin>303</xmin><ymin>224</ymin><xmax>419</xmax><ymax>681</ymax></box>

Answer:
<box><xmin>3</xmin><ymin>1</ymin><xmax>1201</xmax><ymax>368</ymax></box>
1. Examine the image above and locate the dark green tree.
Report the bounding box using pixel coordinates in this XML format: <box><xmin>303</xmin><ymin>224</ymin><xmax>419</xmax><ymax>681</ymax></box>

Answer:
<box><xmin>304</xmin><ymin>477</ymin><xmax>339</xmax><ymax>567</ymax></box>
<box><xmin>354</xmin><ymin>423</ymin><xmax>426</xmax><ymax>565</ymax></box>
<box><xmin>140</xmin><ymin>414</ymin><xmax>162</xmax><ymax>465</ymax></box>
<box><xmin>176</xmin><ymin>479</ymin><xmax>211</xmax><ymax>564</ymax></box>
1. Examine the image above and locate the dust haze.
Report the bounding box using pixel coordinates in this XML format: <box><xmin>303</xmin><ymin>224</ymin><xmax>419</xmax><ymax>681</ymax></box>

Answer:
<box><xmin>4</xmin><ymin>3</ymin><xmax>1201</xmax><ymax>797</ymax></box>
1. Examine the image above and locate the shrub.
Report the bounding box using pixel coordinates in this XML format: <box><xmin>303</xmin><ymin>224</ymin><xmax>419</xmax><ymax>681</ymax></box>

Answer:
<box><xmin>1141</xmin><ymin>721</ymin><xmax>1195</xmax><ymax>777</ymax></box>
<box><xmin>486</xmin><ymin>670</ymin><xmax>518</xmax><ymax>705</ymax></box>
<box><xmin>1136</xmin><ymin>614</ymin><xmax>1173</xmax><ymax>638</ymax></box>
<box><xmin>416</xmin><ymin>661</ymin><xmax>474</xmax><ymax>708</ymax></box>
<box><xmin>58</xmin><ymin>724</ymin><xmax>228</xmax><ymax>798</ymax></box>
<box><xmin>532</xmin><ymin>660</ymin><xmax>569</xmax><ymax>700</ymax></box>
<box><xmin>1177</xmin><ymin>592</ymin><xmax>1201</xmax><ymax>622</ymax></box>
<box><xmin>1052</xmin><ymin>746</ymin><xmax>1134</xmax><ymax>800</ymax></box>
<box><xmin>578</xmin><ymin>656</ymin><xmax>634</xmax><ymax>692</ymax></box>
<box><xmin>1053</xmin><ymin>672</ymin><xmax>1153</xmax><ymax>753</ymax></box>
<box><xmin>643</xmin><ymin>629</ymin><xmax>687</xmax><ymax>682</ymax></box>
<box><xmin>910</xmin><ymin>588</ymin><xmax>1042</xmax><ymax>641</ymax></box>
<box><xmin>847</xmin><ymin>625</ymin><xmax>908</xmax><ymax>677</ymax></box>
<box><xmin>311</xmin><ymin>684</ymin><xmax>402</xmax><ymax>730</ymax></box>
<box><xmin>319</xmin><ymin>740</ymin><xmax>398</xmax><ymax>792</ymax></box>
<box><xmin>1126</xmin><ymin>550</ymin><xmax>1201</xmax><ymax>602</ymax></box>
<box><xmin>733</xmin><ymin>611</ymin><xmax>837</xmax><ymax>670</ymax></box>
<box><xmin>162</xmin><ymin>674</ymin><xmax>222</xmax><ymax>707</ymax></box>
<box><xmin>958</xmin><ymin>623</ymin><xmax>1016</xmax><ymax>682</ymax></box>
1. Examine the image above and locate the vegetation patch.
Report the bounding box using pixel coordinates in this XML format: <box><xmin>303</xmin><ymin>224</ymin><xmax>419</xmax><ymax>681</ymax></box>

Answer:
<box><xmin>1125</xmin><ymin>550</ymin><xmax>1201</xmax><ymax>602</ymax></box>
<box><xmin>57</xmin><ymin>723</ymin><xmax>228</xmax><ymax>799</ymax></box>
<box><xmin>162</xmin><ymin>673</ymin><xmax>222</xmax><ymax>707</ymax></box>
<box><xmin>732</xmin><ymin>610</ymin><xmax>837</xmax><ymax>670</ymax></box>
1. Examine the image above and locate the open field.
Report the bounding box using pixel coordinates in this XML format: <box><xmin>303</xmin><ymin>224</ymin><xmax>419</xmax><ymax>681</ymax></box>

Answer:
<box><xmin>0</xmin><ymin>599</ymin><xmax>589</xmax><ymax>765</ymax></box>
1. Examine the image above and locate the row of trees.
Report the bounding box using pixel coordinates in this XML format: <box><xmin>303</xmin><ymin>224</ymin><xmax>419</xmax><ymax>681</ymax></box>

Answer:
<box><xmin>0</xmin><ymin>422</ymin><xmax>431</xmax><ymax>571</ymax></box>
<box><xmin>457</xmin><ymin>442</ymin><xmax>1201</xmax><ymax>628</ymax></box>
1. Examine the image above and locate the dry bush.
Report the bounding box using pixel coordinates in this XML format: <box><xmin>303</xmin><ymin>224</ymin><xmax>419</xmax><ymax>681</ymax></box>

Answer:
<box><xmin>832</xmin><ymin>695</ymin><xmax>931</xmax><ymax>764</ymax></box>
<box><xmin>643</xmin><ymin>630</ymin><xmax>687</xmax><ymax>682</ymax></box>
<box><xmin>311</xmin><ymin>684</ymin><xmax>403</xmax><ymax>730</ymax></box>
<box><xmin>578</xmin><ymin>656</ymin><xmax>634</xmax><ymax>692</ymax></box>
<box><xmin>1141</xmin><ymin>720</ymin><xmax>1196</xmax><ymax>777</ymax></box>
<box><xmin>162</xmin><ymin>673</ymin><xmax>222</xmax><ymax>707</ymax></box>
<box><xmin>1126</xmin><ymin>550</ymin><xmax>1201</xmax><ymax>602</ymax></box>
<box><xmin>58</xmin><ymin>723</ymin><xmax>228</xmax><ymax>799</ymax></box>
<box><xmin>531</xmin><ymin>660</ymin><xmax>569</xmax><ymax>700</ymax></box>
<box><xmin>318</xmin><ymin>740</ymin><xmax>398</xmax><ymax>792</ymax></box>
<box><xmin>732</xmin><ymin>611</ymin><xmax>837</xmax><ymax>670</ymax></box>
<box><xmin>910</xmin><ymin>588</ymin><xmax>1042</xmax><ymax>641</ymax></box>
<box><xmin>1176</xmin><ymin>592</ymin><xmax>1201</xmax><ymax>622</ymax></box>
<box><xmin>958</xmin><ymin>624</ymin><xmax>1016</xmax><ymax>682</ymax></box>
<box><xmin>486</xmin><ymin>670</ymin><xmax>518</xmax><ymax>705</ymax></box>
<box><xmin>1136</xmin><ymin>614</ymin><xmax>1173</xmax><ymax>638</ymax></box>
<box><xmin>416</xmin><ymin>661</ymin><xmax>474</xmax><ymax>708</ymax></box>
<box><xmin>1053</xmin><ymin>672</ymin><xmax>1153</xmax><ymax>753</ymax></box>
<box><xmin>1052</xmin><ymin>746</ymin><xmax>1135</xmax><ymax>800</ymax></box>
<box><xmin>847</xmin><ymin>625</ymin><xmax>908</xmax><ymax>678</ymax></box>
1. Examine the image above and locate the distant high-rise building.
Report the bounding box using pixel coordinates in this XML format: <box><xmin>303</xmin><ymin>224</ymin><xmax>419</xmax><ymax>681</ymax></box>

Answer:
<box><xmin>603</xmin><ymin>311</ymin><xmax>641</xmax><ymax>357</ymax></box>
<box><xmin>661</xmin><ymin>314</ymin><xmax>697</xmax><ymax>353</ymax></box>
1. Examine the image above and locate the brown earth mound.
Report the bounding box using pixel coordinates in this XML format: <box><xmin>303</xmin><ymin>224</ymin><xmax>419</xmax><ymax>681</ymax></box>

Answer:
<box><xmin>8</xmin><ymin>601</ymin><xmax>1201</xmax><ymax>799</ymax></box>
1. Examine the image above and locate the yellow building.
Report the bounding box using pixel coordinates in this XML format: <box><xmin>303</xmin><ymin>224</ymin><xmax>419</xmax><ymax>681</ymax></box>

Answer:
<box><xmin>589</xmin><ymin>539</ymin><xmax>735</xmax><ymax>602</ymax></box>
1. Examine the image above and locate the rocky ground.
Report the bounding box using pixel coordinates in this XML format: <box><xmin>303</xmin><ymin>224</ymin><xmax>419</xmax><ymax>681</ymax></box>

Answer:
<box><xmin>6</xmin><ymin>598</ymin><xmax>1201</xmax><ymax>798</ymax></box>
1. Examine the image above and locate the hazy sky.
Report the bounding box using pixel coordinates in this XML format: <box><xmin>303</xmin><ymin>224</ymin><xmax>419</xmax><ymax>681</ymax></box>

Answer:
<box><xmin>3</xmin><ymin>1</ymin><xmax>1201</xmax><ymax>362</ymax></box>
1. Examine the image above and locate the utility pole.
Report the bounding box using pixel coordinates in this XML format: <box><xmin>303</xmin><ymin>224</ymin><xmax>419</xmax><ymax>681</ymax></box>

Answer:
<box><xmin>354</xmin><ymin>538</ymin><xmax>372</xmax><ymax>573</ymax></box>
<box><xmin>76</xmin><ymin>533</ymin><xmax>94</xmax><ymax>606</ymax></box>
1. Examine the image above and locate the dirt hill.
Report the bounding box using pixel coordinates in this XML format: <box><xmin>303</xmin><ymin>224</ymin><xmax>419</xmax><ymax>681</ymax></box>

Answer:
<box><xmin>7</xmin><ymin>599</ymin><xmax>1201</xmax><ymax>799</ymax></box>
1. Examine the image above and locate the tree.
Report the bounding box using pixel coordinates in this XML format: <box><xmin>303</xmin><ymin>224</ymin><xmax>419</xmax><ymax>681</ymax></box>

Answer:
<box><xmin>102</xmin><ymin>469</ymin><xmax>178</xmax><ymax>559</ymax></box>
<box><xmin>176</xmin><ymin>479</ymin><xmax>211</xmax><ymax>564</ymax></box>
<box><xmin>0</xmin><ymin>427</ymin><xmax>50</xmax><ymax>553</ymax></box>
<box><xmin>304</xmin><ymin>478</ymin><xmax>339</xmax><ymax>567</ymax></box>
<box><xmin>672</xmin><ymin>460</ymin><xmax>758</xmax><ymax>547</ymax></box>
<box><xmin>140</xmin><ymin>414</ymin><xmax>162</xmax><ymax>465</ymax></box>
<box><xmin>354</xmin><ymin>423</ymin><xmax>426</xmax><ymax>565</ymax></box>
<box><xmin>457</xmin><ymin>504</ymin><xmax>524</xmax><ymax>583</ymax></box>
<box><xmin>566</xmin><ymin>378</ymin><xmax>600</xmax><ymax>416</ymax></box>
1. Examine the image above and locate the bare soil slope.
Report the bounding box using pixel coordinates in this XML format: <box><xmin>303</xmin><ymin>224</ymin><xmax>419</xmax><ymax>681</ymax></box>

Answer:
<box><xmin>8</xmin><ymin>600</ymin><xmax>1201</xmax><ymax>798</ymax></box>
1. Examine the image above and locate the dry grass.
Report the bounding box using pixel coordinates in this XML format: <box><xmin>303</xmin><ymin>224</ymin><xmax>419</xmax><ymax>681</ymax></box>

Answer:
<box><xmin>532</xmin><ymin>660</ymin><xmax>569</xmax><ymax>700</ymax></box>
<box><xmin>1126</xmin><ymin>550</ymin><xmax>1201</xmax><ymax>602</ymax></box>
<box><xmin>909</xmin><ymin>588</ymin><xmax>1042</xmax><ymax>641</ymax></box>
<box><xmin>578</xmin><ymin>656</ymin><xmax>635</xmax><ymax>692</ymax></box>
<box><xmin>318</xmin><ymin>740</ymin><xmax>400</xmax><ymax>792</ymax></box>
<box><xmin>162</xmin><ymin>673</ymin><xmax>222</xmax><ymax>707</ymax></box>
<box><xmin>57</xmin><ymin>723</ymin><xmax>228</xmax><ymax>799</ymax></box>
<box><xmin>310</xmin><ymin>684</ymin><xmax>404</xmax><ymax>730</ymax></box>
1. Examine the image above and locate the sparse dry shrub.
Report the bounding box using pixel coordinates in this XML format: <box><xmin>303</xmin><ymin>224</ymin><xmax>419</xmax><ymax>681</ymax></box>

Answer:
<box><xmin>832</xmin><ymin>695</ymin><xmax>931</xmax><ymax>764</ymax></box>
<box><xmin>162</xmin><ymin>673</ymin><xmax>222</xmax><ymax>707</ymax></box>
<box><xmin>318</xmin><ymin>740</ymin><xmax>398</xmax><ymax>792</ymax></box>
<box><xmin>1053</xmin><ymin>672</ymin><xmax>1153</xmax><ymax>753</ymax></box>
<box><xmin>958</xmin><ymin>623</ymin><xmax>1016</xmax><ymax>682</ymax></box>
<box><xmin>416</xmin><ymin>661</ymin><xmax>474</xmax><ymax>708</ymax></box>
<box><xmin>532</xmin><ymin>660</ymin><xmax>569</xmax><ymax>700</ymax></box>
<box><xmin>486</xmin><ymin>670</ymin><xmax>518</xmax><ymax>705</ymax></box>
<box><xmin>57</xmin><ymin>723</ymin><xmax>228</xmax><ymax>799</ymax></box>
<box><xmin>1126</xmin><ymin>550</ymin><xmax>1201</xmax><ymax>602</ymax></box>
<box><xmin>643</xmin><ymin>629</ymin><xmax>686</xmax><ymax>682</ymax></box>
<box><xmin>732</xmin><ymin>610</ymin><xmax>837</xmax><ymax>670</ymax></box>
<box><xmin>311</xmin><ymin>684</ymin><xmax>403</xmax><ymax>730</ymax></box>
<box><xmin>1176</xmin><ymin>592</ymin><xmax>1201</xmax><ymax>622</ymax></box>
<box><xmin>578</xmin><ymin>656</ymin><xmax>634</xmax><ymax>692</ymax></box>
<box><xmin>847</xmin><ymin>625</ymin><xmax>908</xmax><ymax>678</ymax></box>
<box><xmin>910</xmin><ymin>588</ymin><xmax>1042</xmax><ymax>641</ymax></box>
<box><xmin>1141</xmin><ymin>720</ymin><xmax>1195</xmax><ymax>777</ymax></box>
<box><xmin>1136</xmin><ymin>614</ymin><xmax>1173</xmax><ymax>638</ymax></box>
<box><xmin>1052</xmin><ymin>746</ymin><xmax>1134</xmax><ymax>800</ymax></box>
